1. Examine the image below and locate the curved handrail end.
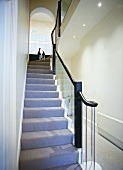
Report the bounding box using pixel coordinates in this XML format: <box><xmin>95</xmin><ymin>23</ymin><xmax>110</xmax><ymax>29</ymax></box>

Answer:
<box><xmin>78</xmin><ymin>91</ymin><xmax>98</xmax><ymax>107</ymax></box>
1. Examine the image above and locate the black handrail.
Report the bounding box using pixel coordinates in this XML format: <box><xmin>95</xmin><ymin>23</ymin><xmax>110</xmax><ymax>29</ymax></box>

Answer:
<box><xmin>55</xmin><ymin>50</ymin><xmax>98</xmax><ymax>109</ymax></box>
<box><xmin>51</xmin><ymin>0</ymin><xmax>62</xmax><ymax>45</ymax></box>
<box><xmin>51</xmin><ymin>8</ymin><xmax>58</xmax><ymax>45</ymax></box>
<box><xmin>55</xmin><ymin>50</ymin><xmax>75</xmax><ymax>85</ymax></box>
<box><xmin>78</xmin><ymin>91</ymin><xmax>98</xmax><ymax>107</ymax></box>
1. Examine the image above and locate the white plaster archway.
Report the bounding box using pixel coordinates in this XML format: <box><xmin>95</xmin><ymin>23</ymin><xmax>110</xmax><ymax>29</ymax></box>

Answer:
<box><xmin>30</xmin><ymin>7</ymin><xmax>55</xmax><ymax>22</ymax></box>
<box><xmin>29</xmin><ymin>8</ymin><xmax>55</xmax><ymax>54</ymax></box>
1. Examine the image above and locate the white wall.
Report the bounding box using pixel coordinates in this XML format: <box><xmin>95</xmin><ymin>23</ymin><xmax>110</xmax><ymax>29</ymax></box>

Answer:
<box><xmin>16</xmin><ymin>0</ymin><xmax>29</xmax><ymax>166</ymax></box>
<box><xmin>0</xmin><ymin>0</ymin><xmax>18</xmax><ymax>170</ymax></box>
<box><xmin>30</xmin><ymin>20</ymin><xmax>54</xmax><ymax>29</ymax></box>
<box><xmin>71</xmin><ymin>3</ymin><xmax>123</xmax><ymax>149</ymax></box>
<box><xmin>0</xmin><ymin>2</ymin><xmax>5</xmax><ymax>169</ymax></box>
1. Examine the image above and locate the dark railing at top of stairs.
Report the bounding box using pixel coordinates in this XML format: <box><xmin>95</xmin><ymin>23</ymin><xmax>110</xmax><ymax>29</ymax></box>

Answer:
<box><xmin>51</xmin><ymin>0</ymin><xmax>98</xmax><ymax>169</ymax></box>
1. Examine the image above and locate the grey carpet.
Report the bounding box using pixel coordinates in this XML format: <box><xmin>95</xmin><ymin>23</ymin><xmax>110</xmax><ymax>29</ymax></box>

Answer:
<box><xmin>19</xmin><ymin>59</ymin><xmax>81</xmax><ymax>170</ymax></box>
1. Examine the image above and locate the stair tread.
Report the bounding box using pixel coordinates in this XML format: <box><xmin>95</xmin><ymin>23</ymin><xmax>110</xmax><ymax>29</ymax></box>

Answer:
<box><xmin>22</xmin><ymin>117</ymin><xmax>68</xmax><ymax>132</ymax></box>
<box><xmin>26</xmin><ymin>79</ymin><xmax>55</xmax><ymax>84</ymax></box>
<box><xmin>45</xmin><ymin>164</ymin><xmax>82</xmax><ymax>170</ymax></box>
<box><xmin>21</xmin><ymin>129</ymin><xmax>73</xmax><ymax>149</ymax></box>
<box><xmin>23</xmin><ymin>107</ymin><xmax>65</xmax><ymax>118</ymax></box>
<box><xmin>25</xmin><ymin>91</ymin><xmax>59</xmax><ymax>98</ymax></box>
<box><xmin>22</xmin><ymin>129</ymin><xmax>72</xmax><ymax>140</ymax></box>
<box><xmin>29</xmin><ymin>59</ymin><xmax>50</xmax><ymax>63</ymax></box>
<box><xmin>26</xmin><ymin>78</ymin><xmax>54</xmax><ymax>80</ymax></box>
<box><xmin>27</xmin><ymin>73</ymin><xmax>52</xmax><ymax>76</ymax></box>
<box><xmin>28</xmin><ymin>65</ymin><xmax>50</xmax><ymax>67</ymax></box>
<box><xmin>26</xmin><ymin>73</ymin><xmax>53</xmax><ymax>79</ymax></box>
<box><xmin>26</xmin><ymin>84</ymin><xmax>56</xmax><ymax>87</ymax></box>
<box><xmin>20</xmin><ymin>144</ymin><xmax>78</xmax><ymax>161</ymax></box>
<box><xmin>24</xmin><ymin>98</ymin><xmax>61</xmax><ymax>100</ymax></box>
<box><xmin>23</xmin><ymin>117</ymin><xmax>67</xmax><ymax>123</ymax></box>
<box><xmin>28</xmin><ymin>60</ymin><xmax>50</xmax><ymax>63</ymax></box>
<box><xmin>27</xmin><ymin>68</ymin><xmax>51</xmax><ymax>71</ymax></box>
<box><xmin>20</xmin><ymin>143</ymin><xmax>79</xmax><ymax>169</ymax></box>
<box><xmin>27</xmin><ymin>69</ymin><xmax>52</xmax><ymax>73</ymax></box>
<box><xmin>24</xmin><ymin>107</ymin><xmax>64</xmax><ymax>111</ymax></box>
<box><xmin>28</xmin><ymin>62</ymin><xmax>50</xmax><ymax>64</ymax></box>
<box><xmin>25</xmin><ymin>90</ymin><xmax>58</xmax><ymax>93</ymax></box>
<box><xmin>24</xmin><ymin>98</ymin><xmax>61</xmax><ymax>108</ymax></box>
<box><xmin>26</xmin><ymin>84</ymin><xmax>57</xmax><ymax>91</ymax></box>
<box><xmin>28</xmin><ymin>62</ymin><xmax>50</xmax><ymax>66</ymax></box>
<box><xmin>26</xmin><ymin>83</ymin><xmax>56</xmax><ymax>85</ymax></box>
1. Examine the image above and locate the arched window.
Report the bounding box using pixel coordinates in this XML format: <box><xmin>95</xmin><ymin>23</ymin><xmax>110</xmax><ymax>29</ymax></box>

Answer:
<box><xmin>29</xmin><ymin>23</ymin><xmax>51</xmax><ymax>55</ymax></box>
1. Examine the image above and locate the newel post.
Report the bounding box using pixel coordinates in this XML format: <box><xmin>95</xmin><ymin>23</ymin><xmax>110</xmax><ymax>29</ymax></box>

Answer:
<box><xmin>74</xmin><ymin>81</ymin><xmax>82</xmax><ymax>148</ymax></box>
<box><xmin>52</xmin><ymin>44</ymin><xmax>56</xmax><ymax>75</ymax></box>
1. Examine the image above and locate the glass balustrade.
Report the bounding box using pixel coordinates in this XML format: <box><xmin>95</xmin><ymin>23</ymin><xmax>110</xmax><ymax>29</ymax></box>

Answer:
<box><xmin>55</xmin><ymin>51</ymin><xmax>74</xmax><ymax>131</ymax></box>
<box><xmin>61</xmin><ymin>0</ymin><xmax>72</xmax><ymax>22</ymax></box>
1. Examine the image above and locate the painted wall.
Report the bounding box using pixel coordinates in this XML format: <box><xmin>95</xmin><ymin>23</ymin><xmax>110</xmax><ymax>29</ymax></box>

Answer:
<box><xmin>29</xmin><ymin>0</ymin><xmax>58</xmax><ymax>17</ymax></box>
<box><xmin>30</xmin><ymin>20</ymin><xmax>54</xmax><ymax>29</ymax></box>
<box><xmin>61</xmin><ymin>0</ymin><xmax>80</xmax><ymax>35</ymax></box>
<box><xmin>16</xmin><ymin>0</ymin><xmax>29</xmax><ymax>165</ymax></box>
<box><xmin>0</xmin><ymin>0</ymin><xmax>18</xmax><ymax>169</ymax></box>
<box><xmin>0</xmin><ymin>3</ymin><xmax>4</xmax><ymax>169</ymax></box>
<box><xmin>71</xmin><ymin>4</ymin><xmax>123</xmax><ymax>149</ymax></box>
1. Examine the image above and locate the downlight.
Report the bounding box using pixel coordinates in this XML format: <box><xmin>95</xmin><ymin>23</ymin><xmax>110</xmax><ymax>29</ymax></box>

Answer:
<box><xmin>98</xmin><ymin>2</ymin><xmax>102</xmax><ymax>7</ymax></box>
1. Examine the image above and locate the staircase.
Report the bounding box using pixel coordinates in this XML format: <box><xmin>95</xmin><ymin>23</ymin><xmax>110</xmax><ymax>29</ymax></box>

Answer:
<box><xmin>19</xmin><ymin>58</ymin><xmax>82</xmax><ymax>170</ymax></box>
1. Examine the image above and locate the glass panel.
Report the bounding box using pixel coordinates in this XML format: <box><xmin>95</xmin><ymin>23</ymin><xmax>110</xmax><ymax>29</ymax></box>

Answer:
<box><xmin>55</xmin><ymin>52</ymin><xmax>74</xmax><ymax>130</ymax></box>
<box><xmin>61</xmin><ymin>0</ymin><xmax>72</xmax><ymax>22</ymax></box>
<box><xmin>37</xmin><ymin>34</ymin><xmax>42</xmax><ymax>42</ymax></box>
<box><xmin>82</xmin><ymin>105</ymin><xmax>96</xmax><ymax>170</ymax></box>
<box><xmin>29</xmin><ymin>43</ymin><xmax>37</xmax><ymax>54</ymax></box>
<box><xmin>30</xmin><ymin>34</ymin><xmax>37</xmax><ymax>41</ymax></box>
<box><xmin>30</xmin><ymin>24</ymin><xmax>52</xmax><ymax>55</ymax></box>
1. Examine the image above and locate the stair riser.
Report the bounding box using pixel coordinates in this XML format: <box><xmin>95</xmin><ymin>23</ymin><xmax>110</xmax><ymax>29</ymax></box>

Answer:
<box><xmin>23</xmin><ymin>108</ymin><xmax>64</xmax><ymax>118</ymax></box>
<box><xmin>25</xmin><ymin>91</ymin><xmax>59</xmax><ymax>98</ymax></box>
<box><xmin>22</xmin><ymin>120</ymin><xmax>68</xmax><ymax>132</ymax></box>
<box><xmin>29</xmin><ymin>59</ymin><xmax>50</xmax><ymax>63</ymax></box>
<box><xmin>20</xmin><ymin>152</ymin><xmax>78</xmax><ymax>170</ymax></box>
<box><xmin>27</xmin><ymin>69</ymin><xmax>52</xmax><ymax>74</ymax></box>
<box><xmin>27</xmin><ymin>73</ymin><xmax>53</xmax><ymax>79</ymax></box>
<box><xmin>24</xmin><ymin>99</ymin><xmax>61</xmax><ymax>107</ymax></box>
<box><xmin>46</xmin><ymin>164</ymin><xmax>82</xmax><ymax>170</ymax></box>
<box><xmin>28</xmin><ymin>65</ymin><xmax>51</xmax><ymax>70</ymax></box>
<box><xmin>26</xmin><ymin>79</ymin><xmax>55</xmax><ymax>85</ymax></box>
<box><xmin>26</xmin><ymin>85</ymin><xmax>57</xmax><ymax>91</ymax></box>
<box><xmin>21</xmin><ymin>134</ymin><xmax>73</xmax><ymax>150</ymax></box>
<box><xmin>28</xmin><ymin>62</ymin><xmax>50</xmax><ymax>66</ymax></box>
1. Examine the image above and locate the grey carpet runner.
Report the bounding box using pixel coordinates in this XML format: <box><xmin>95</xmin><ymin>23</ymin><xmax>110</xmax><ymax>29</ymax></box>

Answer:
<box><xmin>19</xmin><ymin>58</ymin><xmax>82</xmax><ymax>170</ymax></box>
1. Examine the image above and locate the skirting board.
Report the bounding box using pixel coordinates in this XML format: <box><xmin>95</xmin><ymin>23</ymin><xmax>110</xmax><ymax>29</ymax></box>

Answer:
<box><xmin>17</xmin><ymin>59</ymin><xmax>28</xmax><ymax>167</ymax></box>
<box><xmin>97</xmin><ymin>112</ymin><xmax>123</xmax><ymax>150</ymax></box>
<box><xmin>98</xmin><ymin>128</ymin><xmax>123</xmax><ymax>150</ymax></box>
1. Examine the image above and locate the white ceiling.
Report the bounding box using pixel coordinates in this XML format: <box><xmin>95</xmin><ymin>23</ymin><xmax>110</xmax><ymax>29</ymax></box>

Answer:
<box><xmin>58</xmin><ymin>0</ymin><xmax>122</xmax><ymax>58</ymax></box>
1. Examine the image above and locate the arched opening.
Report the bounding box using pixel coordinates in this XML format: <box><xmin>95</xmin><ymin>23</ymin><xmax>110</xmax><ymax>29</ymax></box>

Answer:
<box><xmin>29</xmin><ymin>7</ymin><xmax>55</xmax><ymax>55</ymax></box>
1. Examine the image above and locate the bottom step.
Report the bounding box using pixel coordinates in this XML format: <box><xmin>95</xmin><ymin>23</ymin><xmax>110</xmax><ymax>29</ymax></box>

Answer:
<box><xmin>19</xmin><ymin>144</ymin><xmax>79</xmax><ymax>170</ymax></box>
<box><xmin>45</xmin><ymin>164</ymin><xmax>82</xmax><ymax>170</ymax></box>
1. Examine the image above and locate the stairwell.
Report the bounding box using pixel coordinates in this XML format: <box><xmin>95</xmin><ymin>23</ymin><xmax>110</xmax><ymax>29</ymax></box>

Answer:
<box><xmin>19</xmin><ymin>58</ymin><xmax>82</xmax><ymax>170</ymax></box>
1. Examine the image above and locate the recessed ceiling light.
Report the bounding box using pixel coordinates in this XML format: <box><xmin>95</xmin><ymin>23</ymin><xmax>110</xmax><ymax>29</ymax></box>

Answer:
<box><xmin>73</xmin><ymin>35</ymin><xmax>76</xmax><ymax>38</ymax></box>
<box><xmin>83</xmin><ymin>24</ymin><xmax>86</xmax><ymax>27</ymax></box>
<box><xmin>98</xmin><ymin>2</ymin><xmax>102</xmax><ymax>7</ymax></box>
